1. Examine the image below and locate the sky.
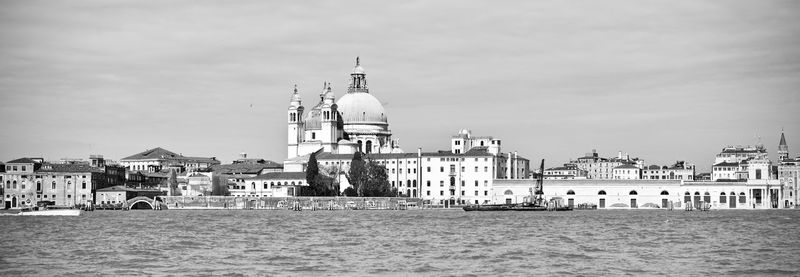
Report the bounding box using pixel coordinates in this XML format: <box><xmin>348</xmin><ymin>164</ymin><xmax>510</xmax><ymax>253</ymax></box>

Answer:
<box><xmin>1</xmin><ymin>0</ymin><xmax>798</xmax><ymax>172</ymax></box>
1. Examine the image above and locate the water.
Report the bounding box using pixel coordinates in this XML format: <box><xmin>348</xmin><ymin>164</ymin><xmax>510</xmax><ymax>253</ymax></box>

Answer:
<box><xmin>2</xmin><ymin>209</ymin><xmax>799</xmax><ymax>276</ymax></box>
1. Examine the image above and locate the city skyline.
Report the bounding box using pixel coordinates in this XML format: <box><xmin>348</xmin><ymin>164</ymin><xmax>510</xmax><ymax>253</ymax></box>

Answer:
<box><xmin>1</xmin><ymin>1</ymin><xmax>799</xmax><ymax>171</ymax></box>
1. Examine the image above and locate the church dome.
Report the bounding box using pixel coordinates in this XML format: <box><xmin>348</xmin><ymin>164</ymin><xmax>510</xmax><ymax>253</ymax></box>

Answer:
<box><xmin>335</xmin><ymin>93</ymin><xmax>387</xmax><ymax>125</ymax></box>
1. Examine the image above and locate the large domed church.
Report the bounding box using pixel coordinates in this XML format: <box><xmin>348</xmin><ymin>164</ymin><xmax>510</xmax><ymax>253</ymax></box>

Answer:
<box><xmin>287</xmin><ymin>58</ymin><xmax>402</xmax><ymax>159</ymax></box>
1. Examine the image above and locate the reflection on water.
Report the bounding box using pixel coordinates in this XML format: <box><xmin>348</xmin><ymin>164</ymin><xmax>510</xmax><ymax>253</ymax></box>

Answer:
<box><xmin>1</xmin><ymin>210</ymin><xmax>799</xmax><ymax>275</ymax></box>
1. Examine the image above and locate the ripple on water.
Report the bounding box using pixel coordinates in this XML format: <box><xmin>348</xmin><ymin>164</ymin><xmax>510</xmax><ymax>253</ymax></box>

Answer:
<box><xmin>1</xmin><ymin>209</ymin><xmax>799</xmax><ymax>275</ymax></box>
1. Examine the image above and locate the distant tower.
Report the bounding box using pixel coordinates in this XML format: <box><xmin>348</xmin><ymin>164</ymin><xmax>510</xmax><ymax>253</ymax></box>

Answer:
<box><xmin>319</xmin><ymin>82</ymin><xmax>339</xmax><ymax>153</ymax></box>
<box><xmin>778</xmin><ymin>129</ymin><xmax>789</xmax><ymax>161</ymax></box>
<box><xmin>287</xmin><ymin>85</ymin><xmax>304</xmax><ymax>159</ymax></box>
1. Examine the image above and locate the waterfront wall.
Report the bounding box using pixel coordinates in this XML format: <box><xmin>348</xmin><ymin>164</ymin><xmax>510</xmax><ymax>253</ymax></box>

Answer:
<box><xmin>158</xmin><ymin>196</ymin><xmax>423</xmax><ymax>210</ymax></box>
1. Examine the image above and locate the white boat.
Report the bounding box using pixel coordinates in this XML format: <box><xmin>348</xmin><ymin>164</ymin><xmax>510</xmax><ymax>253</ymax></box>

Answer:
<box><xmin>18</xmin><ymin>208</ymin><xmax>82</xmax><ymax>216</ymax></box>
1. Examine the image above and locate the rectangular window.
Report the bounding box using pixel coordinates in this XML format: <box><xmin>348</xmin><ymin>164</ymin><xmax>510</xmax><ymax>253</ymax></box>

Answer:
<box><xmin>484</xmin><ymin>191</ymin><xmax>488</xmax><ymax>196</ymax></box>
<box><xmin>475</xmin><ymin>180</ymin><xmax>478</xmax><ymax>186</ymax></box>
<box><xmin>440</xmin><ymin>191</ymin><xmax>444</xmax><ymax>196</ymax></box>
<box><xmin>461</xmin><ymin>166</ymin><xmax>465</xmax><ymax>172</ymax></box>
<box><xmin>426</xmin><ymin>181</ymin><xmax>430</xmax><ymax>187</ymax></box>
<box><xmin>427</xmin><ymin>167</ymin><xmax>431</xmax><ymax>172</ymax></box>
<box><xmin>461</xmin><ymin>191</ymin><xmax>465</xmax><ymax>196</ymax></box>
<box><xmin>475</xmin><ymin>190</ymin><xmax>478</xmax><ymax>196</ymax></box>
<box><xmin>440</xmin><ymin>181</ymin><xmax>444</xmax><ymax>187</ymax></box>
<box><xmin>484</xmin><ymin>167</ymin><xmax>488</xmax><ymax>172</ymax></box>
<box><xmin>22</xmin><ymin>166</ymin><xmax>26</xmax><ymax>171</ymax></box>
<box><xmin>440</xmin><ymin>167</ymin><xmax>444</xmax><ymax>172</ymax></box>
<box><xmin>461</xmin><ymin>180</ymin><xmax>465</xmax><ymax>186</ymax></box>
<box><xmin>474</xmin><ymin>166</ymin><xmax>478</xmax><ymax>172</ymax></box>
<box><xmin>427</xmin><ymin>191</ymin><xmax>430</xmax><ymax>196</ymax></box>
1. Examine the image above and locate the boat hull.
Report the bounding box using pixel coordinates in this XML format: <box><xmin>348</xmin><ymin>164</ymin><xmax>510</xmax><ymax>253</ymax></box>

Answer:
<box><xmin>19</xmin><ymin>209</ymin><xmax>82</xmax><ymax>216</ymax></box>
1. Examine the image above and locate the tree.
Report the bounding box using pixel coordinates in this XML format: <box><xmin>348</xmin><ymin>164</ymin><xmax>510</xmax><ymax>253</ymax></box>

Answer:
<box><xmin>347</xmin><ymin>152</ymin><xmax>368</xmax><ymax>197</ymax></box>
<box><xmin>306</xmin><ymin>152</ymin><xmax>320</xmax><ymax>189</ymax></box>
<box><xmin>211</xmin><ymin>175</ymin><xmax>230</xmax><ymax>196</ymax></box>
<box><xmin>168</xmin><ymin>169</ymin><xmax>181</xmax><ymax>196</ymax></box>
<box><xmin>344</xmin><ymin>153</ymin><xmax>395</xmax><ymax>197</ymax></box>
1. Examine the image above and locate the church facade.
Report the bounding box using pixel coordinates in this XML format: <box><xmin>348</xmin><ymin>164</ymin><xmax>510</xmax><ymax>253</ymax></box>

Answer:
<box><xmin>287</xmin><ymin>58</ymin><xmax>401</xmax><ymax>160</ymax></box>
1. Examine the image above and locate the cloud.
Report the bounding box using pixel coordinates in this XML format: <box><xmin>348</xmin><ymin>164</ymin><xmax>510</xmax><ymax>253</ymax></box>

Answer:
<box><xmin>0</xmin><ymin>0</ymin><xmax>798</xmax><ymax>171</ymax></box>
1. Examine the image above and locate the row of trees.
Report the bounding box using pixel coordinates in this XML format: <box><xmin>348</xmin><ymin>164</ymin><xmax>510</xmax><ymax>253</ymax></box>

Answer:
<box><xmin>303</xmin><ymin>151</ymin><xmax>397</xmax><ymax>197</ymax></box>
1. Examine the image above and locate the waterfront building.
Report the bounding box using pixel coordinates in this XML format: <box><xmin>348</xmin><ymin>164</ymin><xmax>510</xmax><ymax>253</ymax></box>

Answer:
<box><xmin>543</xmin><ymin>164</ymin><xmax>587</xmax><ymax>179</ymax></box>
<box><xmin>641</xmin><ymin>161</ymin><xmax>695</xmax><ymax>181</ymax></box>
<box><xmin>778</xmin><ymin>157</ymin><xmax>799</xmax><ymax>208</ymax></box>
<box><xmin>287</xmin><ymin>58</ymin><xmax>402</xmax><ymax>160</ymax></box>
<box><xmin>310</xmin><ymin>136</ymin><xmax>529</xmax><ymax>205</ymax></box>
<box><xmin>232</xmin><ymin>172</ymin><xmax>306</xmax><ymax>197</ymax></box>
<box><xmin>777</xmin><ymin>131</ymin><xmax>797</xmax><ymax>208</ymax></box>
<box><xmin>493</xmin><ymin>179</ymin><xmax>782</xmax><ymax>209</ymax></box>
<box><xmin>568</xmin><ymin>150</ymin><xmax>644</xmax><ymax>179</ymax></box>
<box><xmin>711</xmin><ymin>145</ymin><xmax>773</xmax><ymax>181</ymax></box>
<box><xmin>2</xmin><ymin>157</ymin><xmax>120</xmax><ymax>209</ymax></box>
<box><xmin>119</xmin><ymin>147</ymin><xmax>220</xmax><ymax>173</ymax></box>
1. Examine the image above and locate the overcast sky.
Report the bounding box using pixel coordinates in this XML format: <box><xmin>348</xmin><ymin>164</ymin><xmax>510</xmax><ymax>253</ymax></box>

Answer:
<box><xmin>1</xmin><ymin>0</ymin><xmax>798</xmax><ymax>171</ymax></box>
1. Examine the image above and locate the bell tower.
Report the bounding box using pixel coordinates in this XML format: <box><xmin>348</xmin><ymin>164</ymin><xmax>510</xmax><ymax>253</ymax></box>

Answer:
<box><xmin>778</xmin><ymin>129</ymin><xmax>789</xmax><ymax>161</ymax></box>
<box><xmin>287</xmin><ymin>85</ymin><xmax>304</xmax><ymax>159</ymax></box>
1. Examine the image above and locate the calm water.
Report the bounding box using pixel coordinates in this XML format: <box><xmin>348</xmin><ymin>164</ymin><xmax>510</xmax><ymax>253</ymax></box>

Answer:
<box><xmin>1</xmin><ymin>209</ymin><xmax>799</xmax><ymax>276</ymax></box>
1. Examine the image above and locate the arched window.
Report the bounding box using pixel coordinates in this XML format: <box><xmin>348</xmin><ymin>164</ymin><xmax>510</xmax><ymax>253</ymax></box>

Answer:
<box><xmin>413</xmin><ymin>180</ymin><xmax>417</xmax><ymax>187</ymax></box>
<box><xmin>5</xmin><ymin>180</ymin><xmax>9</xmax><ymax>189</ymax></box>
<box><xmin>291</xmin><ymin>182</ymin><xmax>296</xmax><ymax>186</ymax></box>
<box><xmin>598</xmin><ymin>190</ymin><xmax>606</xmax><ymax>195</ymax></box>
<box><xmin>82</xmin><ymin>182</ymin><xmax>86</xmax><ymax>190</ymax></box>
<box><xmin>52</xmin><ymin>181</ymin><xmax>56</xmax><ymax>190</ymax></box>
<box><xmin>12</xmin><ymin>180</ymin><xmax>16</xmax><ymax>189</ymax></box>
<box><xmin>36</xmin><ymin>182</ymin><xmax>41</xmax><ymax>191</ymax></box>
<box><xmin>357</xmin><ymin>140</ymin><xmax>363</xmax><ymax>152</ymax></box>
<box><xmin>270</xmin><ymin>182</ymin><xmax>275</xmax><ymax>187</ymax></box>
<box><xmin>504</xmin><ymin>190</ymin><xmax>513</xmax><ymax>195</ymax></box>
<box><xmin>660</xmin><ymin>190</ymin><xmax>669</xmax><ymax>195</ymax></box>
<box><xmin>694</xmin><ymin>192</ymin><xmax>700</xmax><ymax>195</ymax></box>
<box><xmin>365</xmin><ymin>141</ymin><xmax>373</xmax><ymax>154</ymax></box>
<box><xmin>720</xmin><ymin>192</ymin><xmax>726</xmax><ymax>203</ymax></box>
<box><xmin>629</xmin><ymin>190</ymin><xmax>638</xmax><ymax>195</ymax></box>
<box><xmin>567</xmin><ymin>190</ymin><xmax>575</xmax><ymax>195</ymax></box>
<box><xmin>703</xmin><ymin>192</ymin><xmax>711</xmax><ymax>203</ymax></box>
<box><xmin>251</xmin><ymin>182</ymin><xmax>256</xmax><ymax>190</ymax></box>
<box><xmin>739</xmin><ymin>192</ymin><xmax>746</xmax><ymax>203</ymax></box>
<box><xmin>263</xmin><ymin>182</ymin><xmax>268</xmax><ymax>189</ymax></box>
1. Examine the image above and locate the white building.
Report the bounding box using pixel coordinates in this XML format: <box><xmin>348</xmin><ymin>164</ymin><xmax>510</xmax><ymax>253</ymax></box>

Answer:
<box><xmin>612</xmin><ymin>164</ymin><xmax>640</xmax><ymax>180</ymax></box>
<box><xmin>493</xmin><ymin>179</ymin><xmax>783</xmax><ymax>209</ymax></box>
<box><xmin>569</xmin><ymin>150</ymin><xmax>644</xmax><ymax>179</ymax></box>
<box><xmin>641</xmin><ymin>161</ymin><xmax>695</xmax><ymax>181</ymax></box>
